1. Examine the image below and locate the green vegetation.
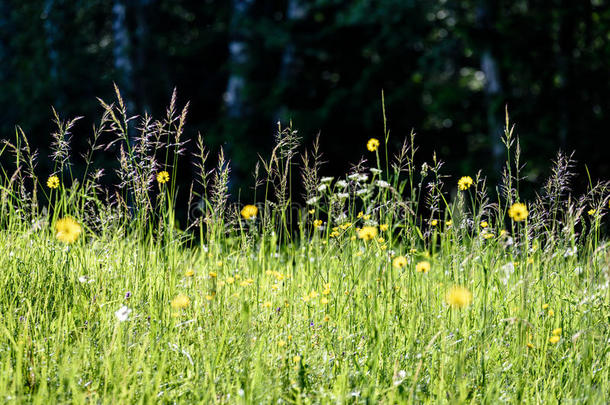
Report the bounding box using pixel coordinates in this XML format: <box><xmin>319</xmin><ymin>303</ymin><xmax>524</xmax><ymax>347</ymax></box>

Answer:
<box><xmin>1</xmin><ymin>92</ymin><xmax>609</xmax><ymax>403</ymax></box>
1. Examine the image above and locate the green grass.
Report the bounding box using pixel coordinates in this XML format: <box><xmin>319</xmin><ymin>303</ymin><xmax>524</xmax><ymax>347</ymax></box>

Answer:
<box><xmin>0</xmin><ymin>91</ymin><xmax>609</xmax><ymax>403</ymax></box>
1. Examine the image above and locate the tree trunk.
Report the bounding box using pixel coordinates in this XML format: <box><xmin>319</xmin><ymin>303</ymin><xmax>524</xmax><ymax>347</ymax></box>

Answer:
<box><xmin>112</xmin><ymin>0</ymin><xmax>134</xmax><ymax>112</ymax></box>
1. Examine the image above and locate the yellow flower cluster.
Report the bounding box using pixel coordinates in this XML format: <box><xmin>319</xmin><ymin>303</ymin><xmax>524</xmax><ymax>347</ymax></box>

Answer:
<box><xmin>156</xmin><ymin>170</ymin><xmax>170</xmax><ymax>184</ymax></box>
<box><xmin>241</xmin><ymin>204</ymin><xmax>258</xmax><ymax>220</ymax></box>
<box><xmin>508</xmin><ymin>202</ymin><xmax>528</xmax><ymax>222</ymax></box>
<box><xmin>357</xmin><ymin>226</ymin><xmax>378</xmax><ymax>241</ymax></box>
<box><xmin>55</xmin><ymin>217</ymin><xmax>82</xmax><ymax>244</ymax></box>
<box><xmin>458</xmin><ymin>176</ymin><xmax>473</xmax><ymax>190</ymax></box>
<box><xmin>47</xmin><ymin>175</ymin><xmax>60</xmax><ymax>189</ymax></box>
<box><xmin>366</xmin><ymin>138</ymin><xmax>380</xmax><ymax>152</ymax></box>
<box><xmin>445</xmin><ymin>286</ymin><xmax>472</xmax><ymax>308</ymax></box>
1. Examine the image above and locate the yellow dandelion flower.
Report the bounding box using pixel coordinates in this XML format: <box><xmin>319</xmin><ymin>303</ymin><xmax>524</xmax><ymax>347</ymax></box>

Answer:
<box><xmin>323</xmin><ymin>315</ymin><xmax>330</xmax><ymax>322</ymax></box>
<box><xmin>587</xmin><ymin>209</ymin><xmax>596</xmax><ymax>216</ymax></box>
<box><xmin>445</xmin><ymin>286</ymin><xmax>472</xmax><ymax>309</ymax></box>
<box><xmin>366</xmin><ymin>138</ymin><xmax>380</xmax><ymax>152</ymax></box>
<box><xmin>392</xmin><ymin>256</ymin><xmax>407</xmax><ymax>269</ymax></box>
<box><xmin>205</xmin><ymin>295</ymin><xmax>214</xmax><ymax>301</ymax></box>
<box><xmin>54</xmin><ymin>217</ymin><xmax>82</xmax><ymax>244</ymax></box>
<box><xmin>446</xmin><ymin>219</ymin><xmax>453</xmax><ymax>227</ymax></box>
<box><xmin>320</xmin><ymin>297</ymin><xmax>329</xmax><ymax>305</ymax></box>
<box><xmin>430</xmin><ymin>219</ymin><xmax>438</xmax><ymax>226</ymax></box>
<box><xmin>185</xmin><ymin>269</ymin><xmax>195</xmax><ymax>277</ymax></box>
<box><xmin>263</xmin><ymin>301</ymin><xmax>272</xmax><ymax>308</ymax></box>
<box><xmin>226</xmin><ymin>276</ymin><xmax>235</xmax><ymax>284</ymax></box>
<box><xmin>508</xmin><ymin>202</ymin><xmax>528</xmax><ymax>222</ymax></box>
<box><xmin>377</xmin><ymin>237</ymin><xmax>385</xmax><ymax>243</ymax></box>
<box><xmin>313</xmin><ymin>219</ymin><xmax>323</xmax><ymax>228</ymax></box>
<box><xmin>415</xmin><ymin>261</ymin><xmax>431</xmax><ymax>273</ymax></box>
<box><xmin>47</xmin><ymin>175</ymin><xmax>60</xmax><ymax>189</ymax></box>
<box><xmin>548</xmin><ymin>335</ymin><xmax>560</xmax><ymax>344</ymax></box>
<box><xmin>542</xmin><ymin>303</ymin><xmax>549</xmax><ymax>310</ymax></box>
<box><xmin>241</xmin><ymin>204</ymin><xmax>258</xmax><ymax>220</ymax></box>
<box><xmin>156</xmin><ymin>170</ymin><xmax>170</xmax><ymax>184</ymax></box>
<box><xmin>357</xmin><ymin>226</ymin><xmax>378</xmax><ymax>241</ymax></box>
<box><xmin>526</xmin><ymin>342</ymin><xmax>535</xmax><ymax>349</ymax></box>
<box><xmin>209</xmin><ymin>271</ymin><xmax>217</xmax><ymax>278</ymax></box>
<box><xmin>308</xmin><ymin>209</ymin><xmax>315</xmax><ymax>214</ymax></box>
<box><xmin>458</xmin><ymin>176</ymin><xmax>473</xmax><ymax>190</ymax></box>
<box><xmin>278</xmin><ymin>340</ymin><xmax>286</xmax><ymax>348</ymax></box>
<box><xmin>293</xmin><ymin>355</ymin><xmax>301</xmax><ymax>364</ymax></box>
<box><xmin>552</xmin><ymin>328</ymin><xmax>562</xmax><ymax>335</ymax></box>
<box><xmin>548</xmin><ymin>309</ymin><xmax>555</xmax><ymax>316</ymax></box>
<box><xmin>170</xmin><ymin>294</ymin><xmax>190</xmax><ymax>309</ymax></box>
<box><xmin>379</xmin><ymin>224</ymin><xmax>389</xmax><ymax>231</ymax></box>
<box><xmin>480</xmin><ymin>221</ymin><xmax>488</xmax><ymax>228</ymax></box>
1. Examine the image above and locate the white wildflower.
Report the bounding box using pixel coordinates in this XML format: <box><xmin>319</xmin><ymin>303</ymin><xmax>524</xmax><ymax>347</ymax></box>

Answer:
<box><xmin>320</xmin><ymin>176</ymin><xmax>334</xmax><ymax>183</ymax></box>
<box><xmin>336</xmin><ymin>180</ymin><xmax>348</xmax><ymax>188</ymax></box>
<box><xmin>336</xmin><ymin>192</ymin><xmax>349</xmax><ymax>199</ymax></box>
<box><xmin>115</xmin><ymin>305</ymin><xmax>132</xmax><ymax>322</ymax></box>
<box><xmin>376</xmin><ymin>180</ymin><xmax>390</xmax><ymax>188</ymax></box>
<box><xmin>317</xmin><ymin>184</ymin><xmax>327</xmax><ymax>192</ymax></box>
<box><xmin>78</xmin><ymin>275</ymin><xmax>94</xmax><ymax>284</ymax></box>
<box><xmin>370</xmin><ymin>168</ymin><xmax>382</xmax><ymax>174</ymax></box>
<box><xmin>347</xmin><ymin>173</ymin><xmax>361</xmax><ymax>181</ymax></box>
<box><xmin>306</xmin><ymin>197</ymin><xmax>319</xmax><ymax>205</ymax></box>
<box><xmin>356</xmin><ymin>189</ymin><xmax>369</xmax><ymax>195</ymax></box>
<box><xmin>564</xmin><ymin>246</ymin><xmax>577</xmax><ymax>257</ymax></box>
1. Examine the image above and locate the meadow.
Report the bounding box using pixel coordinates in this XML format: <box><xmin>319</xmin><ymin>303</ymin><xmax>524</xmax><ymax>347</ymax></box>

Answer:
<box><xmin>0</xmin><ymin>89</ymin><xmax>609</xmax><ymax>403</ymax></box>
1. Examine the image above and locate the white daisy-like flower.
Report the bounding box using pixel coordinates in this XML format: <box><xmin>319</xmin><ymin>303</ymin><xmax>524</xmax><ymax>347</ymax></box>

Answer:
<box><xmin>336</xmin><ymin>192</ymin><xmax>349</xmax><ymax>199</ymax></box>
<box><xmin>376</xmin><ymin>180</ymin><xmax>390</xmax><ymax>188</ymax></box>
<box><xmin>356</xmin><ymin>189</ymin><xmax>369</xmax><ymax>195</ymax></box>
<box><xmin>115</xmin><ymin>305</ymin><xmax>132</xmax><ymax>322</ymax></box>
<box><xmin>370</xmin><ymin>168</ymin><xmax>382</xmax><ymax>174</ymax></box>
<box><xmin>347</xmin><ymin>173</ymin><xmax>361</xmax><ymax>181</ymax></box>
<box><xmin>357</xmin><ymin>174</ymin><xmax>369</xmax><ymax>182</ymax></box>
<box><xmin>317</xmin><ymin>184</ymin><xmax>327</xmax><ymax>192</ymax></box>
<box><xmin>320</xmin><ymin>176</ymin><xmax>334</xmax><ymax>183</ymax></box>
<box><xmin>336</xmin><ymin>180</ymin><xmax>348</xmax><ymax>188</ymax></box>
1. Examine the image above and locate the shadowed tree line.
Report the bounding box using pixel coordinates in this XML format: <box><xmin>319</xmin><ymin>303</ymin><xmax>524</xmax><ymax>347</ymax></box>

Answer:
<box><xmin>1</xmin><ymin>0</ymin><xmax>609</xmax><ymax>202</ymax></box>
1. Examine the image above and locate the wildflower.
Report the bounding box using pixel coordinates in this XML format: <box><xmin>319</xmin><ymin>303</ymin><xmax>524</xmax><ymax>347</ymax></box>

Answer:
<box><xmin>458</xmin><ymin>176</ymin><xmax>473</xmax><ymax>190</ymax></box>
<box><xmin>241</xmin><ymin>204</ymin><xmax>258</xmax><ymax>220</ymax></box>
<box><xmin>480</xmin><ymin>221</ymin><xmax>488</xmax><ymax>228</ymax></box>
<box><xmin>370</xmin><ymin>168</ymin><xmax>382</xmax><ymax>174</ymax></box>
<box><xmin>336</xmin><ymin>192</ymin><xmax>349</xmax><ymax>199</ymax></box>
<box><xmin>446</xmin><ymin>220</ymin><xmax>453</xmax><ymax>227</ymax></box>
<box><xmin>205</xmin><ymin>295</ymin><xmax>214</xmax><ymax>301</ymax></box>
<box><xmin>226</xmin><ymin>276</ymin><xmax>235</xmax><ymax>284</ymax></box>
<box><xmin>170</xmin><ymin>294</ymin><xmax>190</xmax><ymax>309</ymax></box>
<box><xmin>508</xmin><ymin>202</ymin><xmax>528</xmax><ymax>222</ymax></box>
<box><xmin>317</xmin><ymin>184</ymin><xmax>327</xmax><ymax>192</ymax></box>
<box><xmin>336</xmin><ymin>180</ymin><xmax>348</xmax><ymax>188</ymax></box>
<box><xmin>47</xmin><ymin>175</ymin><xmax>60</xmax><ymax>189</ymax></box>
<box><xmin>357</xmin><ymin>226</ymin><xmax>378</xmax><ymax>241</ymax></box>
<box><xmin>278</xmin><ymin>340</ymin><xmax>286</xmax><ymax>347</ymax></box>
<box><xmin>293</xmin><ymin>355</ymin><xmax>301</xmax><ymax>364</ymax></box>
<box><xmin>392</xmin><ymin>256</ymin><xmax>407</xmax><ymax>269</ymax></box>
<box><xmin>415</xmin><ymin>261</ymin><xmax>431</xmax><ymax>273</ymax></box>
<box><xmin>430</xmin><ymin>219</ymin><xmax>438</xmax><ymax>227</ymax></box>
<box><xmin>548</xmin><ymin>309</ymin><xmax>555</xmax><ymax>316</ymax></box>
<box><xmin>379</xmin><ymin>224</ymin><xmax>389</xmax><ymax>231</ymax></box>
<box><xmin>548</xmin><ymin>335</ymin><xmax>560</xmax><ymax>344</ymax></box>
<box><xmin>55</xmin><ymin>217</ymin><xmax>82</xmax><ymax>244</ymax></box>
<box><xmin>323</xmin><ymin>315</ymin><xmax>330</xmax><ymax>322</ymax></box>
<box><xmin>552</xmin><ymin>328</ymin><xmax>562</xmax><ymax>335</ymax></box>
<box><xmin>321</xmin><ymin>176</ymin><xmax>334</xmax><ymax>183</ymax></box>
<box><xmin>542</xmin><ymin>304</ymin><xmax>549</xmax><ymax>310</ymax></box>
<box><xmin>78</xmin><ymin>275</ymin><xmax>93</xmax><ymax>283</ymax></box>
<box><xmin>313</xmin><ymin>219</ymin><xmax>323</xmax><ymax>228</ymax></box>
<box><xmin>366</xmin><ymin>138</ymin><xmax>380</xmax><ymax>152</ymax></box>
<box><xmin>376</xmin><ymin>180</ymin><xmax>390</xmax><ymax>188</ymax></box>
<box><xmin>185</xmin><ymin>269</ymin><xmax>195</xmax><ymax>277</ymax></box>
<box><xmin>356</xmin><ymin>189</ymin><xmax>369</xmax><ymax>196</ymax></box>
<box><xmin>526</xmin><ymin>342</ymin><xmax>535</xmax><ymax>349</ymax></box>
<box><xmin>587</xmin><ymin>209</ymin><xmax>596</xmax><ymax>216</ymax></box>
<box><xmin>156</xmin><ymin>170</ymin><xmax>170</xmax><ymax>184</ymax></box>
<box><xmin>320</xmin><ymin>297</ymin><xmax>329</xmax><ymax>305</ymax></box>
<box><xmin>306</xmin><ymin>197</ymin><xmax>319</xmax><ymax>205</ymax></box>
<box><xmin>445</xmin><ymin>286</ymin><xmax>472</xmax><ymax>308</ymax></box>
<box><xmin>115</xmin><ymin>306</ymin><xmax>131</xmax><ymax>322</ymax></box>
<box><xmin>209</xmin><ymin>271</ymin><xmax>217</xmax><ymax>278</ymax></box>
<box><xmin>263</xmin><ymin>301</ymin><xmax>272</xmax><ymax>308</ymax></box>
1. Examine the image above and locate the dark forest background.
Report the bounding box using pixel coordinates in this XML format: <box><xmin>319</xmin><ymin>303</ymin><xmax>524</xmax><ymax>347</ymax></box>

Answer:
<box><xmin>1</xmin><ymin>0</ymin><xmax>609</xmax><ymax>204</ymax></box>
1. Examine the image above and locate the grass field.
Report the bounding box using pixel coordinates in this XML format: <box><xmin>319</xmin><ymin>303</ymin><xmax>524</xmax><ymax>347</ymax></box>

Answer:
<box><xmin>1</xmin><ymin>91</ymin><xmax>609</xmax><ymax>403</ymax></box>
